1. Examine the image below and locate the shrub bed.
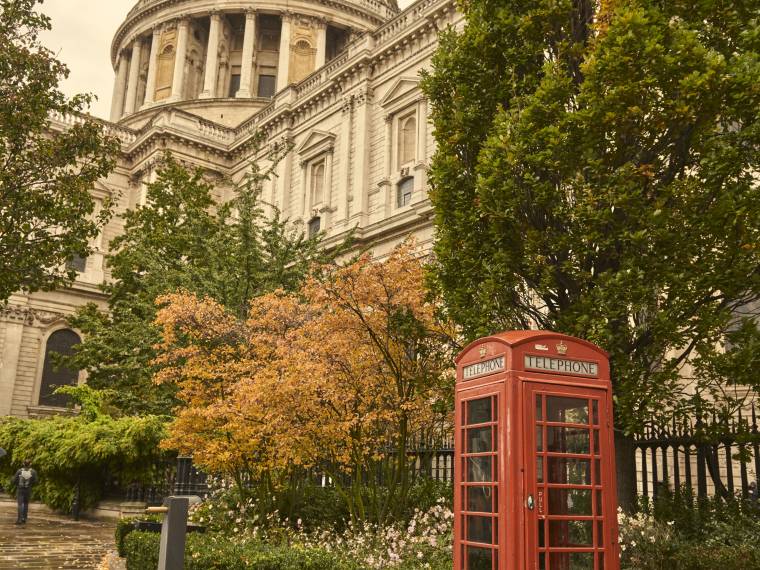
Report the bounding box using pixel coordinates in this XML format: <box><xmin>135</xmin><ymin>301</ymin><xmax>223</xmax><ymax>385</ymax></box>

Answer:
<box><xmin>124</xmin><ymin>531</ymin><xmax>361</xmax><ymax>570</ymax></box>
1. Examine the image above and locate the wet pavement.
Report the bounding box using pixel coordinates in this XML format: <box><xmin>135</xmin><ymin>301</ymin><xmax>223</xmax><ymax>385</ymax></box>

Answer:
<box><xmin>0</xmin><ymin>501</ymin><xmax>116</xmax><ymax>569</ymax></box>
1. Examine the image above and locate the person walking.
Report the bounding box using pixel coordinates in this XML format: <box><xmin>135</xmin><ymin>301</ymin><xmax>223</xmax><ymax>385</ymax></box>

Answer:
<box><xmin>12</xmin><ymin>460</ymin><xmax>38</xmax><ymax>525</ymax></box>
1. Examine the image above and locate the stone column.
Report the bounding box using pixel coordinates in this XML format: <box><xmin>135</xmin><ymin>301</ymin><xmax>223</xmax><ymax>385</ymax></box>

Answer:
<box><xmin>124</xmin><ymin>38</ymin><xmax>143</xmax><ymax>115</ymax></box>
<box><xmin>315</xmin><ymin>19</ymin><xmax>327</xmax><ymax>69</ymax></box>
<box><xmin>169</xmin><ymin>17</ymin><xmax>190</xmax><ymax>102</ymax></box>
<box><xmin>109</xmin><ymin>50</ymin><xmax>129</xmax><ymax>122</ymax></box>
<box><xmin>236</xmin><ymin>9</ymin><xmax>256</xmax><ymax>98</ymax></box>
<box><xmin>276</xmin><ymin>13</ymin><xmax>292</xmax><ymax>91</ymax></box>
<box><xmin>0</xmin><ymin>320</ymin><xmax>25</xmax><ymax>416</ymax></box>
<box><xmin>200</xmin><ymin>11</ymin><xmax>222</xmax><ymax>99</ymax></box>
<box><xmin>142</xmin><ymin>28</ymin><xmax>162</xmax><ymax>108</ymax></box>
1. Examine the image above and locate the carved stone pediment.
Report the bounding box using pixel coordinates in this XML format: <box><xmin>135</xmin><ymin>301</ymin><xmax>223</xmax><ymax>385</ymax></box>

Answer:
<box><xmin>296</xmin><ymin>130</ymin><xmax>336</xmax><ymax>159</ymax></box>
<box><xmin>379</xmin><ymin>77</ymin><xmax>420</xmax><ymax>108</ymax></box>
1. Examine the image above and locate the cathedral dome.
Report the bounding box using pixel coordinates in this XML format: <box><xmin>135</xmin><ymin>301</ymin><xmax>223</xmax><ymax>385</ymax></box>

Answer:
<box><xmin>109</xmin><ymin>0</ymin><xmax>398</xmax><ymax>127</ymax></box>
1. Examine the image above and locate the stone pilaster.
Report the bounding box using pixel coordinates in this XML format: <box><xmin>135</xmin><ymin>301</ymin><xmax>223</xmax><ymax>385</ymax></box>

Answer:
<box><xmin>276</xmin><ymin>13</ymin><xmax>292</xmax><ymax>91</ymax></box>
<box><xmin>337</xmin><ymin>95</ymin><xmax>353</xmax><ymax>224</ymax></box>
<box><xmin>236</xmin><ymin>9</ymin><xmax>256</xmax><ymax>98</ymax></box>
<box><xmin>350</xmin><ymin>85</ymin><xmax>372</xmax><ymax>226</ymax></box>
<box><xmin>123</xmin><ymin>38</ymin><xmax>143</xmax><ymax>115</ymax></box>
<box><xmin>200</xmin><ymin>12</ymin><xmax>222</xmax><ymax>99</ymax></box>
<box><xmin>109</xmin><ymin>50</ymin><xmax>129</xmax><ymax>122</ymax></box>
<box><xmin>315</xmin><ymin>19</ymin><xmax>327</xmax><ymax>69</ymax></box>
<box><xmin>169</xmin><ymin>17</ymin><xmax>190</xmax><ymax>102</ymax></box>
<box><xmin>142</xmin><ymin>28</ymin><xmax>162</xmax><ymax>108</ymax></box>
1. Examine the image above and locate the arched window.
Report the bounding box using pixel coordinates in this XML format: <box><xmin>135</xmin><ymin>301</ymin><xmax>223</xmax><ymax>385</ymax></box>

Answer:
<box><xmin>38</xmin><ymin>330</ymin><xmax>81</xmax><ymax>408</ymax></box>
<box><xmin>310</xmin><ymin>161</ymin><xmax>325</xmax><ymax>206</ymax></box>
<box><xmin>155</xmin><ymin>43</ymin><xmax>176</xmax><ymax>101</ymax></box>
<box><xmin>398</xmin><ymin>114</ymin><xmax>417</xmax><ymax>166</ymax></box>
<box><xmin>397</xmin><ymin>177</ymin><xmax>414</xmax><ymax>208</ymax></box>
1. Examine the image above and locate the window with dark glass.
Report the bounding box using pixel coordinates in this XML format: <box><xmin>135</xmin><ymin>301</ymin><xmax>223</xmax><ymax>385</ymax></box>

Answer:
<box><xmin>229</xmin><ymin>72</ymin><xmax>242</xmax><ymax>97</ymax></box>
<box><xmin>308</xmin><ymin>216</ymin><xmax>321</xmax><ymax>237</ymax></box>
<box><xmin>66</xmin><ymin>255</ymin><xmax>87</xmax><ymax>273</ymax></box>
<box><xmin>38</xmin><ymin>330</ymin><xmax>81</xmax><ymax>407</ymax></box>
<box><xmin>257</xmin><ymin>74</ymin><xmax>276</xmax><ymax>98</ymax></box>
<box><xmin>397</xmin><ymin>177</ymin><xmax>413</xmax><ymax>208</ymax></box>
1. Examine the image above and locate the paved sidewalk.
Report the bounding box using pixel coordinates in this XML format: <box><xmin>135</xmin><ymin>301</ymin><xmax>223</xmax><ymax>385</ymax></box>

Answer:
<box><xmin>0</xmin><ymin>501</ymin><xmax>116</xmax><ymax>569</ymax></box>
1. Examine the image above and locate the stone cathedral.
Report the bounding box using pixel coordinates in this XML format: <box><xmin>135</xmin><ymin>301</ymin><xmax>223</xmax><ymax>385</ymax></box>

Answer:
<box><xmin>0</xmin><ymin>0</ymin><xmax>462</xmax><ymax>418</ymax></box>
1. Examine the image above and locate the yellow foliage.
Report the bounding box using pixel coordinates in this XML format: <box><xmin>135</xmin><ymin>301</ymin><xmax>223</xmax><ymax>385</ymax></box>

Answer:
<box><xmin>155</xmin><ymin>241</ymin><xmax>456</xmax><ymax>480</ymax></box>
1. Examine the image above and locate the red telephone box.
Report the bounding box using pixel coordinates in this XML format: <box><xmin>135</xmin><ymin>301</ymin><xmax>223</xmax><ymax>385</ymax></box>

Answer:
<box><xmin>454</xmin><ymin>331</ymin><xmax>619</xmax><ymax>570</ymax></box>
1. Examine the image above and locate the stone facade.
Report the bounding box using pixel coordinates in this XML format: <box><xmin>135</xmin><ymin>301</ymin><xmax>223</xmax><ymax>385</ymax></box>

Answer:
<box><xmin>0</xmin><ymin>0</ymin><xmax>462</xmax><ymax>417</ymax></box>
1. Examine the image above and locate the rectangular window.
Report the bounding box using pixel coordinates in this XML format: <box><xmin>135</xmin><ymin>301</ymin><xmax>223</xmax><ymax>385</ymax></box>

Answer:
<box><xmin>308</xmin><ymin>217</ymin><xmax>321</xmax><ymax>237</ymax></box>
<box><xmin>229</xmin><ymin>74</ymin><xmax>242</xmax><ymax>97</ymax></box>
<box><xmin>66</xmin><ymin>255</ymin><xmax>87</xmax><ymax>273</ymax></box>
<box><xmin>257</xmin><ymin>74</ymin><xmax>276</xmax><ymax>98</ymax></box>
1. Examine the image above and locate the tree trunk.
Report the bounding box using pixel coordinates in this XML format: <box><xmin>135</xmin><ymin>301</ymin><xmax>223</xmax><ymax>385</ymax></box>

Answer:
<box><xmin>614</xmin><ymin>429</ymin><xmax>637</xmax><ymax>512</ymax></box>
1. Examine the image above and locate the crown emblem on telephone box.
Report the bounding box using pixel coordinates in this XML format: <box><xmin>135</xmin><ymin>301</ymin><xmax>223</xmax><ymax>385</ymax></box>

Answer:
<box><xmin>556</xmin><ymin>341</ymin><xmax>568</xmax><ymax>355</ymax></box>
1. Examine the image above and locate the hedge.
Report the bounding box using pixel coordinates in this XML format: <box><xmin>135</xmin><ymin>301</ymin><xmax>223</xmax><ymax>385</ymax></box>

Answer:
<box><xmin>124</xmin><ymin>531</ymin><xmax>360</xmax><ymax>570</ymax></box>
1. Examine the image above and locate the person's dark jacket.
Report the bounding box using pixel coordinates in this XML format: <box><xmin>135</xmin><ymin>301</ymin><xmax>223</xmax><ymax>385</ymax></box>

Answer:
<box><xmin>12</xmin><ymin>467</ymin><xmax>38</xmax><ymax>493</ymax></box>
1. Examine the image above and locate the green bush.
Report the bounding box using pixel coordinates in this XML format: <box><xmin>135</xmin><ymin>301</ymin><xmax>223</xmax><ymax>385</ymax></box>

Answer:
<box><xmin>124</xmin><ymin>531</ymin><xmax>361</xmax><ymax>570</ymax></box>
<box><xmin>0</xmin><ymin>409</ymin><xmax>168</xmax><ymax>512</ymax></box>
<box><xmin>116</xmin><ymin>515</ymin><xmax>162</xmax><ymax>557</ymax></box>
<box><xmin>620</xmin><ymin>490</ymin><xmax>760</xmax><ymax>570</ymax></box>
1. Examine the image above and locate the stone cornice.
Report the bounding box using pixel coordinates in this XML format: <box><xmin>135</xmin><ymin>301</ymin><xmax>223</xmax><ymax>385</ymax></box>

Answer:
<box><xmin>0</xmin><ymin>305</ymin><xmax>65</xmax><ymax>327</ymax></box>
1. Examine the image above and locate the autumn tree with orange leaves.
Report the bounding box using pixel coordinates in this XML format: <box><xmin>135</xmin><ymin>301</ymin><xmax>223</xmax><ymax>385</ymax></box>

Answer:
<box><xmin>154</xmin><ymin>242</ymin><xmax>455</xmax><ymax>523</ymax></box>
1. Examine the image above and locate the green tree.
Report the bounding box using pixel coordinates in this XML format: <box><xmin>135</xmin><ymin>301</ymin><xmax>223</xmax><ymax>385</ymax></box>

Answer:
<box><xmin>67</xmin><ymin>153</ymin><xmax>334</xmax><ymax>415</ymax></box>
<box><xmin>423</xmin><ymin>0</ymin><xmax>760</xmax><ymax>505</ymax></box>
<box><xmin>0</xmin><ymin>0</ymin><xmax>118</xmax><ymax>301</ymax></box>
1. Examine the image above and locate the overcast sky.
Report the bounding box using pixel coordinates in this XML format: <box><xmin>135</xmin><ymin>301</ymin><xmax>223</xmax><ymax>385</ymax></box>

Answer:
<box><xmin>39</xmin><ymin>0</ymin><xmax>414</xmax><ymax>120</ymax></box>
<box><xmin>40</xmin><ymin>1</ymin><xmax>135</xmax><ymax>119</ymax></box>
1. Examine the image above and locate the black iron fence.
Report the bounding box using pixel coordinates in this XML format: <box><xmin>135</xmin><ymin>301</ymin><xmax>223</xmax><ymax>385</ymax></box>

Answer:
<box><xmin>634</xmin><ymin>405</ymin><xmax>760</xmax><ymax>500</ymax></box>
<box><xmin>159</xmin><ymin>407</ymin><xmax>760</xmax><ymax>503</ymax></box>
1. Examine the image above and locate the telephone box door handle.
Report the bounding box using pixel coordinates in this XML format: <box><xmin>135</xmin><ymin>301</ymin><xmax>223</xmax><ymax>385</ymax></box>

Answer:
<box><xmin>527</xmin><ymin>494</ymin><xmax>535</xmax><ymax>510</ymax></box>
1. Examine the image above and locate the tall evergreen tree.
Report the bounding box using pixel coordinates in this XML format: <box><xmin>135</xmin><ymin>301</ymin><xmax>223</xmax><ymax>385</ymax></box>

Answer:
<box><xmin>68</xmin><ymin>154</ymin><xmax>332</xmax><ymax>415</ymax></box>
<box><xmin>423</xmin><ymin>0</ymin><xmax>760</xmax><ymax>504</ymax></box>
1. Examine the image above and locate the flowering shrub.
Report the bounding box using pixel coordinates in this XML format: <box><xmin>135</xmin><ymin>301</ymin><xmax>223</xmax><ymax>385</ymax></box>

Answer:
<box><xmin>295</xmin><ymin>500</ymin><xmax>453</xmax><ymax>569</ymax></box>
<box><xmin>619</xmin><ymin>491</ymin><xmax>760</xmax><ymax>570</ymax></box>
<box><xmin>618</xmin><ymin>507</ymin><xmax>675</xmax><ymax>569</ymax></box>
<box><xmin>185</xmin><ymin>480</ymin><xmax>453</xmax><ymax>570</ymax></box>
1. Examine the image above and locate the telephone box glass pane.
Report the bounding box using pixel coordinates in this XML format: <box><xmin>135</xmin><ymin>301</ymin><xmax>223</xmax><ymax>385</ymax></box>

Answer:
<box><xmin>596</xmin><ymin>520</ymin><xmax>604</xmax><ymax>545</ymax></box>
<box><xmin>467</xmin><ymin>516</ymin><xmax>493</xmax><ymax>544</ymax></box>
<box><xmin>536</xmin><ymin>394</ymin><xmax>543</xmax><ymax>420</ymax></box>
<box><xmin>555</xmin><ymin>552</ymin><xmax>594</xmax><ymax>569</ymax></box>
<box><xmin>547</xmin><ymin>426</ymin><xmax>590</xmax><ymax>454</ymax></box>
<box><xmin>546</xmin><ymin>397</ymin><xmax>589</xmax><ymax>424</ymax></box>
<box><xmin>467</xmin><ymin>456</ymin><xmax>493</xmax><ymax>482</ymax></box>
<box><xmin>592</xmin><ymin>400</ymin><xmax>599</xmax><ymax>425</ymax></box>
<box><xmin>547</xmin><ymin>457</ymin><xmax>592</xmax><ymax>485</ymax></box>
<box><xmin>467</xmin><ymin>398</ymin><xmax>492</xmax><ymax>425</ymax></box>
<box><xmin>548</xmin><ymin>520</ymin><xmax>593</xmax><ymax>546</ymax></box>
<box><xmin>548</xmin><ymin>488</ymin><xmax>592</xmax><ymax>515</ymax></box>
<box><xmin>536</xmin><ymin>426</ymin><xmax>544</xmax><ymax>451</ymax></box>
<box><xmin>467</xmin><ymin>486</ymin><xmax>494</xmax><ymax>513</ymax></box>
<box><xmin>468</xmin><ymin>427</ymin><xmax>493</xmax><ymax>453</ymax></box>
<box><xmin>467</xmin><ymin>546</ymin><xmax>492</xmax><ymax>570</ymax></box>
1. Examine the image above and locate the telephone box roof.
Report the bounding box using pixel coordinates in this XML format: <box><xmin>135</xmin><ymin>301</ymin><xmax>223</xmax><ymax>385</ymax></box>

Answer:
<box><xmin>454</xmin><ymin>330</ymin><xmax>609</xmax><ymax>364</ymax></box>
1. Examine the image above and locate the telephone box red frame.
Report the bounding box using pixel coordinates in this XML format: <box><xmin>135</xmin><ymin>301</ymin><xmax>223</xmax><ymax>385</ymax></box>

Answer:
<box><xmin>454</xmin><ymin>331</ymin><xmax>620</xmax><ymax>570</ymax></box>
